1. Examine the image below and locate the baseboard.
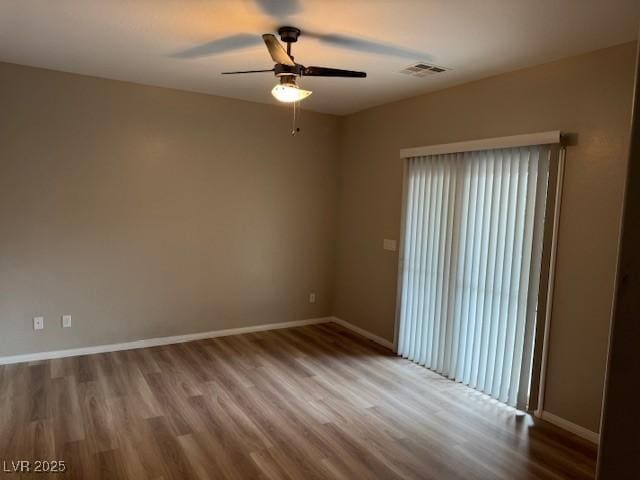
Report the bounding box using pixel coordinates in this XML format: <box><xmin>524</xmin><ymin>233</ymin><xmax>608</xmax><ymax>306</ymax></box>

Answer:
<box><xmin>330</xmin><ymin>316</ymin><xmax>395</xmax><ymax>350</ymax></box>
<box><xmin>0</xmin><ymin>317</ymin><xmax>332</xmax><ymax>365</ymax></box>
<box><xmin>536</xmin><ymin>410</ymin><xmax>600</xmax><ymax>444</ymax></box>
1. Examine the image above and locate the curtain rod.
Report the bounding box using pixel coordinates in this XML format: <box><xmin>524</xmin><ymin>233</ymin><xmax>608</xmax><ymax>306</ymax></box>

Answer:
<box><xmin>400</xmin><ymin>131</ymin><xmax>562</xmax><ymax>159</ymax></box>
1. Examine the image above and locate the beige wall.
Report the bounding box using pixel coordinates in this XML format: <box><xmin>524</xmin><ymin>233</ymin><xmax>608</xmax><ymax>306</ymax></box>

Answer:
<box><xmin>333</xmin><ymin>42</ymin><xmax>637</xmax><ymax>433</ymax></box>
<box><xmin>0</xmin><ymin>62</ymin><xmax>339</xmax><ymax>356</ymax></box>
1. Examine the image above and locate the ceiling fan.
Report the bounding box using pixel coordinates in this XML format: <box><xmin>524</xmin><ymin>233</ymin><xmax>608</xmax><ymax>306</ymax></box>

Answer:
<box><xmin>221</xmin><ymin>26</ymin><xmax>366</xmax><ymax>103</ymax></box>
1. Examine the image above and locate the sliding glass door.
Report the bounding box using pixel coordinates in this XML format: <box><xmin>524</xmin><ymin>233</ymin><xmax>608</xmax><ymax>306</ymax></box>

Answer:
<box><xmin>397</xmin><ymin>145</ymin><xmax>551</xmax><ymax>409</ymax></box>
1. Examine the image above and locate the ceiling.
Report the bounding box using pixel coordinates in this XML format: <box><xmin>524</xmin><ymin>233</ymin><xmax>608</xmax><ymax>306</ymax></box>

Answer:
<box><xmin>1</xmin><ymin>0</ymin><xmax>639</xmax><ymax>115</ymax></box>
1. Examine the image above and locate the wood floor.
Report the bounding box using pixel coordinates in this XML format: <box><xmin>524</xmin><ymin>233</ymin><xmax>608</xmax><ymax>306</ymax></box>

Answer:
<box><xmin>0</xmin><ymin>322</ymin><xmax>597</xmax><ymax>479</ymax></box>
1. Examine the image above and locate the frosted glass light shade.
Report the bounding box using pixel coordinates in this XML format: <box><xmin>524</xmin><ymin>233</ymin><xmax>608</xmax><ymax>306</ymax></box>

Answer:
<box><xmin>271</xmin><ymin>83</ymin><xmax>312</xmax><ymax>103</ymax></box>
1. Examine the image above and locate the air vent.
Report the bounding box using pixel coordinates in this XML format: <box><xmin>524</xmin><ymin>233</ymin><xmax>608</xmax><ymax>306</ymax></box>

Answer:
<box><xmin>399</xmin><ymin>62</ymin><xmax>450</xmax><ymax>77</ymax></box>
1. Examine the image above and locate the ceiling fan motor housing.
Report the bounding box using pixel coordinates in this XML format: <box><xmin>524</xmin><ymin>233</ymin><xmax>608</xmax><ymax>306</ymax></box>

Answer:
<box><xmin>274</xmin><ymin>63</ymin><xmax>303</xmax><ymax>76</ymax></box>
<box><xmin>279</xmin><ymin>75</ymin><xmax>298</xmax><ymax>86</ymax></box>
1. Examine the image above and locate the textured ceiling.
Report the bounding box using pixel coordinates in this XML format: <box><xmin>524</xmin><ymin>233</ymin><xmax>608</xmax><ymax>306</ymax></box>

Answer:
<box><xmin>1</xmin><ymin>0</ymin><xmax>639</xmax><ymax>115</ymax></box>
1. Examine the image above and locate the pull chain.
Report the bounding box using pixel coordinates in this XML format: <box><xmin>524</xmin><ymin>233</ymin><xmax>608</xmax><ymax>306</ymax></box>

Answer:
<box><xmin>291</xmin><ymin>100</ymin><xmax>300</xmax><ymax>136</ymax></box>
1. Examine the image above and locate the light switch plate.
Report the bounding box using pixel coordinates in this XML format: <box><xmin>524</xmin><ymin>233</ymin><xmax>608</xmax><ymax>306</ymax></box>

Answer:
<box><xmin>33</xmin><ymin>316</ymin><xmax>44</xmax><ymax>330</ymax></box>
<box><xmin>309</xmin><ymin>292</ymin><xmax>316</xmax><ymax>304</ymax></box>
<box><xmin>383</xmin><ymin>239</ymin><xmax>397</xmax><ymax>251</ymax></box>
<box><xmin>62</xmin><ymin>315</ymin><xmax>72</xmax><ymax>328</ymax></box>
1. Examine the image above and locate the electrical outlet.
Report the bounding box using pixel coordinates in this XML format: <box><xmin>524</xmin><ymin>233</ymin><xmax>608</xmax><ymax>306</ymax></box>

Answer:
<box><xmin>62</xmin><ymin>315</ymin><xmax>72</xmax><ymax>328</ymax></box>
<box><xmin>33</xmin><ymin>316</ymin><xmax>44</xmax><ymax>331</ymax></box>
<box><xmin>309</xmin><ymin>292</ymin><xmax>316</xmax><ymax>304</ymax></box>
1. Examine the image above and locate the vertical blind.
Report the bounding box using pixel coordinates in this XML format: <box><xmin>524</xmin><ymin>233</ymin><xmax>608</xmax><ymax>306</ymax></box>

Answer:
<box><xmin>397</xmin><ymin>145</ymin><xmax>550</xmax><ymax>409</ymax></box>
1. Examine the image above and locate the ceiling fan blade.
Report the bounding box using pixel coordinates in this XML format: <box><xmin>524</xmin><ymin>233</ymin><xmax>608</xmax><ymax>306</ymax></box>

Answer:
<box><xmin>305</xmin><ymin>31</ymin><xmax>429</xmax><ymax>60</ymax></box>
<box><xmin>254</xmin><ymin>0</ymin><xmax>300</xmax><ymax>18</ymax></box>
<box><xmin>303</xmin><ymin>66</ymin><xmax>366</xmax><ymax>78</ymax></box>
<box><xmin>171</xmin><ymin>34</ymin><xmax>262</xmax><ymax>59</ymax></box>
<box><xmin>262</xmin><ymin>34</ymin><xmax>295</xmax><ymax>66</ymax></box>
<box><xmin>221</xmin><ymin>69</ymin><xmax>275</xmax><ymax>75</ymax></box>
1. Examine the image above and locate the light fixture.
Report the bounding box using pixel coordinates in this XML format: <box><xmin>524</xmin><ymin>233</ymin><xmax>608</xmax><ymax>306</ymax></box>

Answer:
<box><xmin>271</xmin><ymin>76</ymin><xmax>312</xmax><ymax>103</ymax></box>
